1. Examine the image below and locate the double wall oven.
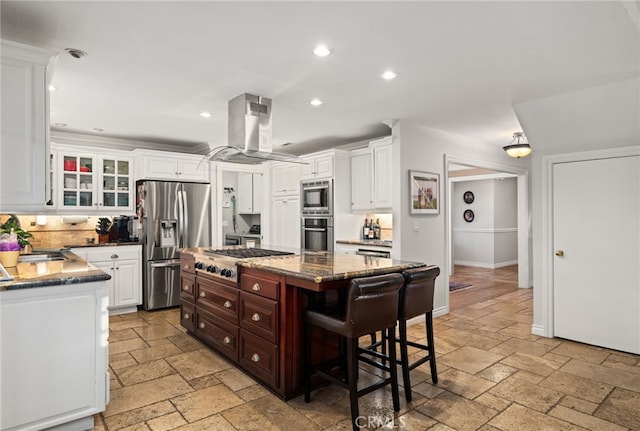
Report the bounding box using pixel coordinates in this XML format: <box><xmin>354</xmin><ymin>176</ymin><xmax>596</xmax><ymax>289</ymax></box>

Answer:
<box><xmin>301</xmin><ymin>179</ymin><xmax>333</xmax><ymax>251</ymax></box>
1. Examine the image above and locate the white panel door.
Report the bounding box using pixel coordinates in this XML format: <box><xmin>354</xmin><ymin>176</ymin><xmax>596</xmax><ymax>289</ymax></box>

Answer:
<box><xmin>553</xmin><ymin>155</ymin><xmax>640</xmax><ymax>354</ymax></box>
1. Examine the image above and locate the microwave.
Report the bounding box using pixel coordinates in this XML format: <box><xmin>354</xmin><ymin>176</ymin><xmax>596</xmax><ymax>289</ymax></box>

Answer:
<box><xmin>301</xmin><ymin>179</ymin><xmax>333</xmax><ymax>215</ymax></box>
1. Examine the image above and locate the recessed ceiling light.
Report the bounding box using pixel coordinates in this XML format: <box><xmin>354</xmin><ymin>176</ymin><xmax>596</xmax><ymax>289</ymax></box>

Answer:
<box><xmin>199</xmin><ymin>111</ymin><xmax>212</xmax><ymax>118</ymax></box>
<box><xmin>93</xmin><ymin>128</ymin><xmax>104</xmax><ymax>133</ymax></box>
<box><xmin>281</xmin><ymin>142</ymin><xmax>292</xmax><ymax>147</ymax></box>
<box><xmin>381</xmin><ymin>70</ymin><xmax>397</xmax><ymax>80</ymax></box>
<box><xmin>65</xmin><ymin>48</ymin><xmax>87</xmax><ymax>59</ymax></box>
<box><xmin>54</xmin><ymin>123</ymin><xmax>67</xmax><ymax>127</ymax></box>
<box><xmin>313</xmin><ymin>44</ymin><xmax>332</xmax><ymax>57</ymax></box>
<box><xmin>310</xmin><ymin>98</ymin><xmax>323</xmax><ymax>106</ymax></box>
<box><xmin>48</xmin><ymin>85</ymin><xmax>57</xmax><ymax>91</ymax></box>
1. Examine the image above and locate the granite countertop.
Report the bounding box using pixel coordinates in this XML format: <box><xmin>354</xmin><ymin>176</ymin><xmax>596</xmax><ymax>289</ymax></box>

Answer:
<box><xmin>238</xmin><ymin>251</ymin><xmax>424</xmax><ymax>284</ymax></box>
<box><xmin>63</xmin><ymin>242</ymin><xmax>141</xmax><ymax>248</ymax></box>
<box><xmin>336</xmin><ymin>239</ymin><xmax>393</xmax><ymax>248</ymax></box>
<box><xmin>0</xmin><ymin>251</ymin><xmax>111</xmax><ymax>291</ymax></box>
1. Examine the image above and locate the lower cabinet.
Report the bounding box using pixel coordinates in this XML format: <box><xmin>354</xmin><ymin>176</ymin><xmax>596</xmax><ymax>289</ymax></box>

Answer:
<box><xmin>71</xmin><ymin>245</ymin><xmax>142</xmax><ymax>315</ymax></box>
<box><xmin>0</xmin><ymin>281</ymin><xmax>109</xmax><ymax>431</ymax></box>
<box><xmin>182</xmin><ymin>266</ymin><xmax>296</xmax><ymax>398</ymax></box>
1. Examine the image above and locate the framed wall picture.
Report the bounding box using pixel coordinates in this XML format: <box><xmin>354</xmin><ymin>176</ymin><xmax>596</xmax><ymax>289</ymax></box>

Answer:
<box><xmin>409</xmin><ymin>170</ymin><xmax>439</xmax><ymax>214</ymax></box>
<box><xmin>463</xmin><ymin>190</ymin><xmax>475</xmax><ymax>204</ymax></box>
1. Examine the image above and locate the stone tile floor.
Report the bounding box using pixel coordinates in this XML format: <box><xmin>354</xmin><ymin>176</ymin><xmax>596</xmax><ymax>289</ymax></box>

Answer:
<box><xmin>94</xmin><ymin>288</ymin><xmax>640</xmax><ymax>430</ymax></box>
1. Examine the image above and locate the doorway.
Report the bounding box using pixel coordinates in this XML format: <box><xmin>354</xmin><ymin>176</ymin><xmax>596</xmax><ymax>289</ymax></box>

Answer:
<box><xmin>444</xmin><ymin>154</ymin><xmax>530</xmax><ymax>315</ymax></box>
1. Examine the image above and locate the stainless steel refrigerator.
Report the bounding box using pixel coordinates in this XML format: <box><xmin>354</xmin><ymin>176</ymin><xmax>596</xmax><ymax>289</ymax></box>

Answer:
<box><xmin>137</xmin><ymin>180</ymin><xmax>211</xmax><ymax>310</ymax></box>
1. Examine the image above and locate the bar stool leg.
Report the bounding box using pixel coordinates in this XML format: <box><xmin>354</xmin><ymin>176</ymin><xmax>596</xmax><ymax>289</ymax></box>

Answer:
<box><xmin>398</xmin><ymin>319</ymin><xmax>413</xmax><ymax>402</ymax></box>
<box><xmin>426</xmin><ymin>312</ymin><xmax>438</xmax><ymax>384</ymax></box>
<box><xmin>304</xmin><ymin>323</ymin><xmax>312</xmax><ymax>403</ymax></box>
<box><xmin>387</xmin><ymin>326</ymin><xmax>401</xmax><ymax>411</ymax></box>
<box><xmin>346</xmin><ymin>338</ymin><xmax>360</xmax><ymax>431</ymax></box>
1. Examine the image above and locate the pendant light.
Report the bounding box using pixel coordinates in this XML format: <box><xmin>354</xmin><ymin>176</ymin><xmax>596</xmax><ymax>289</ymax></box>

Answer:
<box><xmin>503</xmin><ymin>132</ymin><xmax>531</xmax><ymax>158</ymax></box>
<box><xmin>502</xmin><ymin>132</ymin><xmax>531</xmax><ymax>159</ymax></box>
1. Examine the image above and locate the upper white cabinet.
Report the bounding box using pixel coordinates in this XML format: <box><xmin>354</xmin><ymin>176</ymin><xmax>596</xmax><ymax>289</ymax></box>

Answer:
<box><xmin>350</xmin><ymin>149</ymin><xmax>373</xmax><ymax>211</ymax></box>
<box><xmin>271</xmin><ymin>162</ymin><xmax>302</xmax><ymax>197</ymax></box>
<box><xmin>136</xmin><ymin>151</ymin><xmax>209</xmax><ymax>182</ymax></box>
<box><xmin>0</xmin><ymin>40</ymin><xmax>57</xmax><ymax>213</ymax></box>
<box><xmin>350</xmin><ymin>137</ymin><xmax>392</xmax><ymax>211</ymax></box>
<box><xmin>237</xmin><ymin>172</ymin><xmax>263</xmax><ymax>214</ymax></box>
<box><xmin>301</xmin><ymin>152</ymin><xmax>334</xmax><ymax>179</ymax></box>
<box><xmin>54</xmin><ymin>144</ymin><xmax>134</xmax><ymax>213</ymax></box>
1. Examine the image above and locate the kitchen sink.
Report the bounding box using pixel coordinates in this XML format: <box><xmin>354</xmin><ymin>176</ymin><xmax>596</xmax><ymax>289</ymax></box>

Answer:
<box><xmin>18</xmin><ymin>252</ymin><xmax>66</xmax><ymax>263</ymax></box>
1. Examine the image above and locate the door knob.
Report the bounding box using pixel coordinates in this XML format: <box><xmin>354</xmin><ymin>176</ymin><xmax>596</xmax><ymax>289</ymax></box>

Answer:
<box><xmin>555</xmin><ymin>250</ymin><xmax>564</xmax><ymax>257</ymax></box>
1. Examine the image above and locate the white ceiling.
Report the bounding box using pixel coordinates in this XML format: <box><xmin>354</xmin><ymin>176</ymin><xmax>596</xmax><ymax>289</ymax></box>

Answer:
<box><xmin>1</xmin><ymin>1</ymin><xmax>638</xmax><ymax>155</ymax></box>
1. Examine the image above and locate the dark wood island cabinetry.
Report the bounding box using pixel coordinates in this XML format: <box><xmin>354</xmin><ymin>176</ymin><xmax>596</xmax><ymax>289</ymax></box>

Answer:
<box><xmin>179</xmin><ymin>249</ymin><xmax>426</xmax><ymax>400</ymax></box>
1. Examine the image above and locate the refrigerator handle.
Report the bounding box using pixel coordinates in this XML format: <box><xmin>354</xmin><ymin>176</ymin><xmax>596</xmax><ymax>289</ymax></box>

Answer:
<box><xmin>177</xmin><ymin>189</ymin><xmax>184</xmax><ymax>248</ymax></box>
<box><xmin>182</xmin><ymin>189</ymin><xmax>189</xmax><ymax>247</ymax></box>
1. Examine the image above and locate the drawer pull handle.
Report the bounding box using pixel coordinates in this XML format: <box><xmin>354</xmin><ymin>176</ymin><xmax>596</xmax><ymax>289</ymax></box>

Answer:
<box><xmin>251</xmin><ymin>313</ymin><xmax>261</xmax><ymax>322</ymax></box>
<box><xmin>183</xmin><ymin>284</ymin><xmax>190</xmax><ymax>291</ymax></box>
<box><xmin>251</xmin><ymin>353</ymin><xmax>260</xmax><ymax>363</ymax></box>
<box><xmin>111</xmin><ymin>254</ymin><xmax>119</xmax><ymax>259</ymax></box>
<box><xmin>223</xmin><ymin>300</ymin><xmax>232</xmax><ymax>308</ymax></box>
<box><xmin>183</xmin><ymin>313</ymin><xmax>189</xmax><ymax>319</ymax></box>
<box><xmin>199</xmin><ymin>322</ymin><xmax>205</xmax><ymax>329</ymax></box>
<box><xmin>223</xmin><ymin>336</ymin><xmax>231</xmax><ymax>344</ymax></box>
<box><xmin>199</xmin><ymin>292</ymin><xmax>205</xmax><ymax>297</ymax></box>
<box><xmin>252</xmin><ymin>283</ymin><xmax>261</xmax><ymax>291</ymax></box>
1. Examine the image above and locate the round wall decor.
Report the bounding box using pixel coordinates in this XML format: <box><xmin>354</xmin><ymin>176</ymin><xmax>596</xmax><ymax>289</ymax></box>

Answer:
<box><xmin>463</xmin><ymin>191</ymin><xmax>475</xmax><ymax>204</ymax></box>
<box><xmin>463</xmin><ymin>209</ymin><xmax>475</xmax><ymax>222</ymax></box>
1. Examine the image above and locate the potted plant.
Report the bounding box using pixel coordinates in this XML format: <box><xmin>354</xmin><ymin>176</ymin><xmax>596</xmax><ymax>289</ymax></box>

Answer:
<box><xmin>0</xmin><ymin>217</ymin><xmax>33</xmax><ymax>267</ymax></box>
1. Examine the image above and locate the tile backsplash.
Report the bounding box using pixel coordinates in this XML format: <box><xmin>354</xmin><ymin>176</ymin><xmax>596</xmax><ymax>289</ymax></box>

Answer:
<box><xmin>0</xmin><ymin>215</ymin><xmax>104</xmax><ymax>249</ymax></box>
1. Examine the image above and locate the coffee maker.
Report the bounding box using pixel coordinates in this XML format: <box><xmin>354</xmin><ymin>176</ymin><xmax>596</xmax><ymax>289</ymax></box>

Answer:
<box><xmin>111</xmin><ymin>216</ymin><xmax>138</xmax><ymax>242</ymax></box>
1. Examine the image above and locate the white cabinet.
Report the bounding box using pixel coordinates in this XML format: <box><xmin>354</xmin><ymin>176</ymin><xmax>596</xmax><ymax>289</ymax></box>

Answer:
<box><xmin>350</xmin><ymin>137</ymin><xmax>392</xmax><ymax>211</ymax></box>
<box><xmin>271</xmin><ymin>163</ymin><xmax>302</xmax><ymax>196</ymax></box>
<box><xmin>72</xmin><ymin>245</ymin><xmax>142</xmax><ymax>315</ymax></box>
<box><xmin>55</xmin><ymin>146</ymin><xmax>134</xmax><ymax>213</ymax></box>
<box><xmin>272</xmin><ymin>196</ymin><xmax>301</xmax><ymax>249</ymax></box>
<box><xmin>350</xmin><ymin>149</ymin><xmax>373</xmax><ymax>211</ymax></box>
<box><xmin>136</xmin><ymin>151</ymin><xmax>209</xmax><ymax>182</ymax></box>
<box><xmin>301</xmin><ymin>152</ymin><xmax>334</xmax><ymax>179</ymax></box>
<box><xmin>0</xmin><ymin>40</ymin><xmax>57</xmax><ymax>213</ymax></box>
<box><xmin>237</xmin><ymin>172</ymin><xmax>263</xmax><ymax>214</ymax></box>
<box><xmin>1</xmin><ymin>280</ymin><xmax>108</xmax><ymax>431</ymax></box>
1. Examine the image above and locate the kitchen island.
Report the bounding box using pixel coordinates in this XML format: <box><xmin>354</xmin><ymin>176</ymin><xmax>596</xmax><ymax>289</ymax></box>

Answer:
<box><xmin>0</xmin><ymin>251</ymin><xmax>110</xmax><ymax>431</ymax></box>
<box><xmin>179</xmin><ymin>249</ymin><xmax>426</xmax><ymax>400</ymax></box>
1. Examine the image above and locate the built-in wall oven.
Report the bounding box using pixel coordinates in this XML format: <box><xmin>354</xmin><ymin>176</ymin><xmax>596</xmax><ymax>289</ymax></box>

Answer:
<box><xmin>301</xmin><ymin>179</ymin><xmax>333</xmax><ymax>216</ymax></box>
<box><xmin>301</xmin><ymin>217</ymin><xmax>334</xmax><ymax>252</ymax></box>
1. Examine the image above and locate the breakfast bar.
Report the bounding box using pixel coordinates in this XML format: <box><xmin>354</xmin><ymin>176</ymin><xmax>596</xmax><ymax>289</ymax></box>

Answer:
<box><xmin>179</xmin><ymin>248</ymin><xmax>426</xmax><ymax>400</ymax></box>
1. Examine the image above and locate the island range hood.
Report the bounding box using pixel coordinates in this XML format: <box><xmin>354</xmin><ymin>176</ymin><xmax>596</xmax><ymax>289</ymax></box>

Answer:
<box><xmin>203</xmin><ymin>93</ymin><xmax>307</xmax><ymax>165</ymax></box>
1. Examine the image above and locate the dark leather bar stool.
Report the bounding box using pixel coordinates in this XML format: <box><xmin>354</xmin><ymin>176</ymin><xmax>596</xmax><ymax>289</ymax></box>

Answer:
<box><xmin>366</xmin><ymin>265</ymin><xmax>440</xmax><ymax>402</ymax></box>
<box><xmin>303</xmin><ymin>273</ymin><xmax>404</xmax><ymax>431</ymax></box>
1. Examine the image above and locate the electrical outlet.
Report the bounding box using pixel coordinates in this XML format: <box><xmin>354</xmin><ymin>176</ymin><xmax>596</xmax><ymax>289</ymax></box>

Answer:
<box><xmin>412</xmin><ymin>221</ymin><xmax>420</xmax><ymax>232</ymax></box>
<box><xmin>222</xmin><ymin>220</ymin><xmax>228</xmax><ymax>227</ymax></box>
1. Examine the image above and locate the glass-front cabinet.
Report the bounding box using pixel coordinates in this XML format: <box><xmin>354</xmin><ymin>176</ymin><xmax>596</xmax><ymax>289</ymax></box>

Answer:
<box><xmin>55</xmin><ymin>148</ymin><xmax>133</xmax><ymax>212</ymax></box>
<box><xmin>100</xmin><ymin>157</ymin><xmax>131</xmax><ymax>209</ymax></box>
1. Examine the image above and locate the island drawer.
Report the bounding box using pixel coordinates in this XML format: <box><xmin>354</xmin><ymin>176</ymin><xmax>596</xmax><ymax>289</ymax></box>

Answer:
<box><xmin>239</xmin><ymin>329</ymin><xmax>278</xmax><ymax>389</ymax></box>
<box><xmin>239</xmin><ymin>291</ymin><xmax>278</xmax><ymax>343</ymax></box>
<box><xmin>240</xmin><ymin>274</ymin><xmax>279</xmax><ymax>300</ymax></box>
<box><xmin>196</xmin><ymin>278</ymin><xmax>239</xmax><ymax>323</ymax></box>
<box><xmin>180</xmin><ymin>273</ymin><xmax>196</xmax><ymax>302</ymax></box>
<box><xmin>196</xmin><ymin>309</ymin><xmax>238</xmax><ymax>362</ymax></box>
<box><xmin>180</xmin><ymin>253</ymin><xmax>196</xmax><ymax>274</ymax></box>
<box><xmin>180</xmin><ymin>301</ymin><xmax>195</xmax><ymax>332</ymax></box>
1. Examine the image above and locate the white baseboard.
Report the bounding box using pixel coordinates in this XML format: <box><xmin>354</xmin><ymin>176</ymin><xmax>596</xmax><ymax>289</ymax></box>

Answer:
<box><xmin>531</xmin><ymin>324</ymin><xmax>546</xmax><ymax>337</ymax></box>
<box><xmin>454</xmin><ymin>259</ymin><xmax>518</xmax><ymax>269</ymax></box>
<box><xmin>405</xmin><ymin>305</ymin><xmax>449</xmax><ymax>327</ymax></box>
